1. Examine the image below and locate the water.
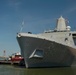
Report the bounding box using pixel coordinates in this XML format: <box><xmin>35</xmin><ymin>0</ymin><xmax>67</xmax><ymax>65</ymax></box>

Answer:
<box><xmin>0</xmin><ymin>65</ymin><xmax>76</xmax><ymax>75</ymax></box>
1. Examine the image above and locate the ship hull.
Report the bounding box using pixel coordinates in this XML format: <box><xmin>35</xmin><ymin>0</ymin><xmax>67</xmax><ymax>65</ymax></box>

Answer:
<box><xmin>17</xmin><ymin>34</ymin><xmax>76</xmax><ymax>68</ymax></box>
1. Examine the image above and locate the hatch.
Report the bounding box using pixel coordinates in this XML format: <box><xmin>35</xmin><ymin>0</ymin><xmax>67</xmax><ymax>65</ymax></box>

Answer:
<box><xmin>72</xmin><ymin>34</ymin><xmax>76</xmax><ymax>45</ymax></box>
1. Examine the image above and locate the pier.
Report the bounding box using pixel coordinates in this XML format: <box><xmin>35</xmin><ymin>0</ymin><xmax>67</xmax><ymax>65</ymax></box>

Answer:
<box><xmin>0</xmin><ymin>60</ymin><xmax>20</xmax><ymax>65</ymax></box>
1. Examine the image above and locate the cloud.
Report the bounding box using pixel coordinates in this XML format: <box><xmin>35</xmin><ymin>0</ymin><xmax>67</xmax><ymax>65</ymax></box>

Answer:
<box><xmin>63</xmin><ymin>5</ymin><xmax>76</xmax><ymax>15</ymax></box>
<box><xmin>8</xmin><ymin>0</ymin><xmax>21</xmax><ymax>9</ymax></box>
<box><xmin>68</xmin><ymin>6</ymin><xmax>76</xmax><ymax>13</ymax></box>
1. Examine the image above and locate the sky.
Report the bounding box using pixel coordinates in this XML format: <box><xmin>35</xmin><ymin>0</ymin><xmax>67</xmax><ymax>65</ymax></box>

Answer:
<box><xmin>0</xmin><ymin>0</ymin><xmax>76</xmax><ymax>56</ymax></box>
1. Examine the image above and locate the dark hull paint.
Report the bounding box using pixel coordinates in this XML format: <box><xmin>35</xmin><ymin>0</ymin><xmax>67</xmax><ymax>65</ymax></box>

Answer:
<box><xmin>17</xmin><ymin>36</ymin><xmax>76</xmax><ymax>68</ymax></box>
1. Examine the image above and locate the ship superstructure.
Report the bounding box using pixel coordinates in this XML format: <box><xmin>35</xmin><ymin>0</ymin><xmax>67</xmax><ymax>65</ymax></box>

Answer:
<box><xmin>17</xmin><ymin>16</ymin><xmax>76</xmax><ymax>68</ymax></box>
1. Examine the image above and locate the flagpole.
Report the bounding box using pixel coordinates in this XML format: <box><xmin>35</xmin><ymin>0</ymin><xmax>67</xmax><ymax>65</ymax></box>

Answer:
<box><xmin>20</xmin><ymin>21</ymin><xmax>24</xmax><ymax>33</ymax></box>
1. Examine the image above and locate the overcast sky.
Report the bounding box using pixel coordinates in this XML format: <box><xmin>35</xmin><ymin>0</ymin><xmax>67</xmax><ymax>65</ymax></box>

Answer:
<box><xmin>0</xmin><ymin>0</ymin><xmax>76</xmax><ymax>56</ymax></box>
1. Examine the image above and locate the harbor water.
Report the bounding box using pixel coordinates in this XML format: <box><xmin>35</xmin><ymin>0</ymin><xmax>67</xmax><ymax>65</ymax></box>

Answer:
<box><xmin>0</xmin><ymin>65</ymin><xmax>76</xmax><ymax>75</ymax></box>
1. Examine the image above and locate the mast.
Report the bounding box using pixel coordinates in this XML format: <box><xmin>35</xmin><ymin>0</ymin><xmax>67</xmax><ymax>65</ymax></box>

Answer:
<box><xmin>56</xmin><ymin>16</ymin><xmax>67</xmax><ymax>31</ymax></box>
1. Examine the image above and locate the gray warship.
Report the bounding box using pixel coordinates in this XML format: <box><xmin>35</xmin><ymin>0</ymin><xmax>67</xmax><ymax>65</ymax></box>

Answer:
<box><xmin>17</xmin><ymin>16</ymin><xmax>76</xmax><ymax>68</ymax></box>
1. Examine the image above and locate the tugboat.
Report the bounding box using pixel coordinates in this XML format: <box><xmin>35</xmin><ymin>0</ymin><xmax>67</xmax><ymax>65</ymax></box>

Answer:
<box><xmin>9</xmin><ymin>52</ymin><xmax>24</xmax><ymax>65</ymax></box>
